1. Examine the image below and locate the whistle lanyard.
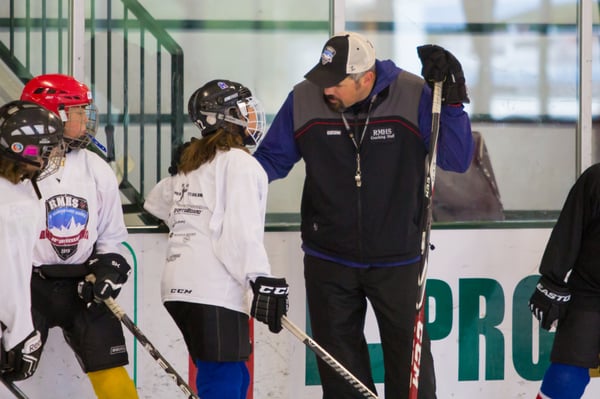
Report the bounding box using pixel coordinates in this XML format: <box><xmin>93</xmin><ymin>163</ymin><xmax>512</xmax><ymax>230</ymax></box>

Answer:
<box><xmin>341</xmin><ymin>96</ymin><xmax>376</xmax><ymax>187</ymax></box>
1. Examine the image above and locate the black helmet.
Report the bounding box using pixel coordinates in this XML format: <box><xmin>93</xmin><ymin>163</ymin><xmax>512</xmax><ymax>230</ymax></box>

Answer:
<box><xmin>188</xmin><ymin>79</ymin><xmax>266</xmax><ymax>147</ymax></box>
<box><xmin>0</xmin><ymin>100</ymin><xmax>65</xmax><ymax>180</ymax></box>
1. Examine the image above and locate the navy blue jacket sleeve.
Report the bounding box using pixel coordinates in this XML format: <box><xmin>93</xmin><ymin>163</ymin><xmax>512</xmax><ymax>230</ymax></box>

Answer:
<box><xmin>254</xmin><ymin>91</ymin><xmax>302</xmax><ymax>182</ymax></box>
<box><xmin>418</xmin><ymin>85</ymin><xmax>474</xmax><ymax>173</ymax></box>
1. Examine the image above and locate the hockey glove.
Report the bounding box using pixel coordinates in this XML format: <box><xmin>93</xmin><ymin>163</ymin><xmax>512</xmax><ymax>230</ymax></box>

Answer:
<box><xmin>1</xmin><ymin>330</ymin><xmax>43</xmax><ymax>381</ymax></box>
<box><xmin>528</xmin><ymin>275</ymin><xmax>571</xmax><ymax>331</ymax></box>
<box><xmin>77</xmin><ymin>279</ymin><xmax>97</xmax><ymax>308</ymax></box>
<box><xmin>85</xmin><ymin>252</ymin><xmax>131</xmax><ymax>302</ymax></box>
<box><xmin>250</xmin><ymin>276</ymin><xmax>289</xmax><ymax>333</ymax></box>
<box><xmin>417</xmin><ymin>44</ymin><xmax>470</xmax><ymax>104</ymax></box>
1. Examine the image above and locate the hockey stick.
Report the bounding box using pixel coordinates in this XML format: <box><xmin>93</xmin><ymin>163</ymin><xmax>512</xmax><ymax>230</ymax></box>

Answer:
<box><xmin>281</xmin><ymin>316</ymin><xmax>379</xmax><ymax>399</ymax></box>
<box><xmin>408</xmin><ymin>80</ymin><xmax>443</xmax><ymax>399</ymax></box>
<box><xmin>85</xmin><ymin>275</ymin><xmax>199</xmax><ymax>399</ymax></box>
<box><xmin>104</xmin><ymin>124</ymin><xmax>116</xmax><ymax>163</ymax></box>
<box><xmin>0</xmin><ymin>377</ymin><xmax>29</xmax><ymax>399</ymax></box>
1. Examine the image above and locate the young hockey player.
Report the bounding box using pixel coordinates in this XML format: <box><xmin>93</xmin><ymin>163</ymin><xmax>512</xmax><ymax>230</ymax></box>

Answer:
<box><xmin>20</xmin><ymin>74</ymin><xmax>139</xmax><ymax>398</ymax></box>
<box><xmin>0</xmin><ymin>100</ymin><xmax>64</xmax><ymax>382</ymax></box>
<box><xmin>143</xmin><ymin>79</ymin><xmax>289</xmax><ymax>399</ymax></box>
<box><xmin>529</xmin><ymin>163</ymin><xmax>600</xmax><ymax>399</ymax></box>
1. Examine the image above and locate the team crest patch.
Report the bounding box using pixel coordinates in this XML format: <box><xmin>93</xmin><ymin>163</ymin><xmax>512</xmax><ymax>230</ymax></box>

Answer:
<box><xmin>42</xmin><ymin>194</ymin><xmax>90</xmax><ymax>260</ymax></box>
<box><xmin>321</xmin><ymin>46</ymin><xmax>336</xmax><ymax>65</ymax></box>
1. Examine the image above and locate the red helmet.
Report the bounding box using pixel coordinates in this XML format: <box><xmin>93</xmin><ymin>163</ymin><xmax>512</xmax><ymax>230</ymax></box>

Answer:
<box><xmin>21</xmin><ymin>74</ymin><xmax>98</xmax><ymax>149</ymax></box>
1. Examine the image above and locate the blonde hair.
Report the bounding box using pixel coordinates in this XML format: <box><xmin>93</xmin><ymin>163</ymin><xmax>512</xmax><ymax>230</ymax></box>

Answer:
<box><xmin>178</xmin><ymin>126</ymin><xmax>248</xmax><ymax>174</ymax></box>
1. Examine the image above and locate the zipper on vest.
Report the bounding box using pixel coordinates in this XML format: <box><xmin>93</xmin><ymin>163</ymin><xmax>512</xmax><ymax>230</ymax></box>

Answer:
<box><xmin>340</xmin><ymin>95</ymin><xmax>377</xmax><ymax>260</ymax></box>
<box><xmin>341</xmin><ymin>95</ymin><xmax>376</xmax><ymax>188</ymax></box>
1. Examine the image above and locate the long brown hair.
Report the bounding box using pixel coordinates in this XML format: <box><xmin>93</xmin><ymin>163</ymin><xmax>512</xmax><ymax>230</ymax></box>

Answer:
<box><xmin>178</xmin><ymin>126</ymin><xmax>249</xmax><ymax>174</ymax></box>
<box><xmin>0</xmin><ymin>156</ymin><xmax>29</xmax><ymax>184</ymax></box>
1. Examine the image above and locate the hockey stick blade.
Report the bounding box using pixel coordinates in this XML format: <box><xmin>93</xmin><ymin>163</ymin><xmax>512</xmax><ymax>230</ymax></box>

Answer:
<box><xmin>0</xmin><ymin>377</ymin><xmax>29</xmax><ymax>399</ymax></box>
<box><xmin>281</xmin><ymin>316</ymin><xmax>379</xmax><ymax>399</ymax></box>
<box><xmin>408</xmin><ymin>80</ymin><xmax>443</xmax><ymax>399</ymax></box>
<box><xmin>85</xmin><ymin>275</ymin><xmax>199</xmax><ymax>399</ymax></box>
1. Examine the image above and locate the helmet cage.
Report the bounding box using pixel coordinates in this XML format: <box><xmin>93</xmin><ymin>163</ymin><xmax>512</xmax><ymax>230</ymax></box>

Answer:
<box><xmin>217</xmin><ymin>96</ymin><xmax>266</xmax><ymax>149</ymax></box>
<box><xmin>37</xmin><ymin>141</ymin><xmax>66</xmax><ymax>180</ymax></box>
<box><xmin>63</xmin><ymin>103</ymin><xmax>99</xmax><ymax>149</ymax></box>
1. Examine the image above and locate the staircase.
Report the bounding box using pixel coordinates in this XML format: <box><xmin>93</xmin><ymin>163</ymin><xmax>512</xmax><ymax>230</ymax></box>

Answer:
<box><xmin>0</xmin><ymin>0</ymin><xmax>184</xmax><ymax>212</ymax></box>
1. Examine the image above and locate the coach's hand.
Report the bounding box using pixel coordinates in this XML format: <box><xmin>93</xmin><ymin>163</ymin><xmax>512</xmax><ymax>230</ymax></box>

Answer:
<box><xmin>528</xmin><ymin>275</ymin><xmax>571</xmax><ymax>331</ymax></box>
<box><xmin>250</xmin><ymin>276</ymin><xmax>289</xmax><ymax>333</ymax></box>
<box><xmin>417</xmin><ymin>44</ymin><xmax>470</xmax><ymax>104</ymax></box>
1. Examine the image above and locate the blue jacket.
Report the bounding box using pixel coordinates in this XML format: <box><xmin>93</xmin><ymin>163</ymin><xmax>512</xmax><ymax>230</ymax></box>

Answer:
<box><xmin>255</xmin><ymin>59</ymin><xmax>474</xmax><ymax>267</ymax></box>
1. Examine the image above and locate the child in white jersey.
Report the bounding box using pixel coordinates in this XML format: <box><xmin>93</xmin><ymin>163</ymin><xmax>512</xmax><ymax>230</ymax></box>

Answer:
<box><xmin>20</xmin><ymin>74</ymin><xmax>138</xmax><ymax>399</ymax></box>
<box><xmin>144</xmin><ymin>79</ymin><xmax>289</xmax><ymax>399</ymax></box>
<box><xmin>0</xmin><ymin>101</ymin><xmax>63</xmax><ymax>383</ymax></box>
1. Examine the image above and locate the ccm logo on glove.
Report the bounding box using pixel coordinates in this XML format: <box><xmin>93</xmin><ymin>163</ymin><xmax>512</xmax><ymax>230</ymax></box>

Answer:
<box><xmin>251</xmin><ymin>276</ymin><xmax>289</xmax><ymax>334</ymax></box>
<box><xmin>257</xmin><ymin>285</ymin><xmax>289</xmax><ymax>295</ymax></box>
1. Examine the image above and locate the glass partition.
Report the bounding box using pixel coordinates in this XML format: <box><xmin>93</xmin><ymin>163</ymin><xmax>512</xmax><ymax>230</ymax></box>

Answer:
<box><xmin>1</xmin><ymin>0</ymin><xmax>598</xmax><ymax>224</ymax></box>
<box><xmin>344</xmin><ymin>0</ymin><xmax>600</xmax><ymax>222</ymax></box>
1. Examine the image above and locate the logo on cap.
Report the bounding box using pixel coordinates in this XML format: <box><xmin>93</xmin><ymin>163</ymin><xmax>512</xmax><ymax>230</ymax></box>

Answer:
<box><xmin>320</xmin><ymin>46</ymin><xmax>336</xmax><ymax>65</ymax></box>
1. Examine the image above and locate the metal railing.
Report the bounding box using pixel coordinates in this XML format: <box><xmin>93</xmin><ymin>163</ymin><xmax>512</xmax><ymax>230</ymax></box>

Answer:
<box><xmin>0</xmin><ymin>0</ymin><xmax>184</xmax><ymax>211</ymax></box>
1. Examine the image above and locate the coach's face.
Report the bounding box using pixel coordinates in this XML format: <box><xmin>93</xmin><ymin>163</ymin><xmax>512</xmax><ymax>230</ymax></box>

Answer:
<box><xmin>322</xmin><ymin>71</ymin><xmax>375</xmax><ymax>112</ymax></box>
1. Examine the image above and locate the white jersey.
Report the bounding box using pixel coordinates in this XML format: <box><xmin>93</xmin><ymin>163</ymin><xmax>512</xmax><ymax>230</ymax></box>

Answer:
<box><xmin>32</xmin><ymin>149</ymin><xmax>127</xmax><ymax>265</ymax></box>
<box><xmin>144</xmin><ymin>148</ymin><xmax>272</xmax><ymax>314</ymax></box>
<box><xmin>0</xmin><ymin>178</ymin><xmax>40</xmax><ymax>351</ymax></box>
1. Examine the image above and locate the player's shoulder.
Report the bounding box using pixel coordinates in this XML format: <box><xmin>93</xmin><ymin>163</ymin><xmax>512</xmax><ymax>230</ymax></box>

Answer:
<box><xmin>219</xmin><ymin>148</ymin><xmax>267</xmax><ymax>179</ymax></box>
<box><xmin>73</xmin><ymin>149</ymin><xmax>119</xmax><ymax>187</ymax></box>
<box><xmin>80</xmin><ymin>148</ymin><xmax>108</xmax><ymax>163</ymax></box>
<box><xmin>585</xmin><ymin>163</ymin><xmax>600</xmax><ymax>176</ymax></box>
<box><xmin>575</xmin><ymin>163</ymin><xmax>600</xmax><ymax>198</ymax></box>
<box><xmin>75</xmin><ymin>149</ymin><xmax>114</xmax><ymax>172</ymax></box>
<box><xmin>223</xmin><ymin>147</ymin><xmax>259</xmax><ymax>165</ymax></box>
<box><xmin>0</xmin><ymin>178</ymin><xmax>35</xmax><ymax>203</ymax></box>
<box><xmin>577</xmin><ymin>163</ymin><xmax>600</xmax><ymax>186</ymax></box>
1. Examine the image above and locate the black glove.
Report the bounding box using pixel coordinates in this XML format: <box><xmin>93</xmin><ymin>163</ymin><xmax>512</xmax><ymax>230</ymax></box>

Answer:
<box><xmin>528</xmin><ymin>275</ymin><xmax>571</xmax><ymax>331</ymax></box>
<box><xmin>250</xmin><ymin>276</ymin><xmax>289</xmax><ymax>333</ymax></box>
<box><xmin>168</xmin><ymin>139</ymin><xmax>195</xmax><ymax>176</ymax></box>
<box><xmin>1</xmin><ymin>330</ymin><xmax>43</xmax><ymax>381</ymax></box>
<box><xmin>81</xmin><ymin>253</ymin><xmax>131</xmax><ymax>304</ymax></box>
<box><xmin>417</xmin><ymin>44</ymin><xmax>470</xmax><ymax>104</ymax></box>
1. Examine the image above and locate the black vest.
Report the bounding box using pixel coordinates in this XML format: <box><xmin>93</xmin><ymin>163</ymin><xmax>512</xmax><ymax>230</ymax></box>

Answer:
<box><xmin>292</xmin><ymin>71</ymin><xmax>428</xmax><ymax>264</ymax></box>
